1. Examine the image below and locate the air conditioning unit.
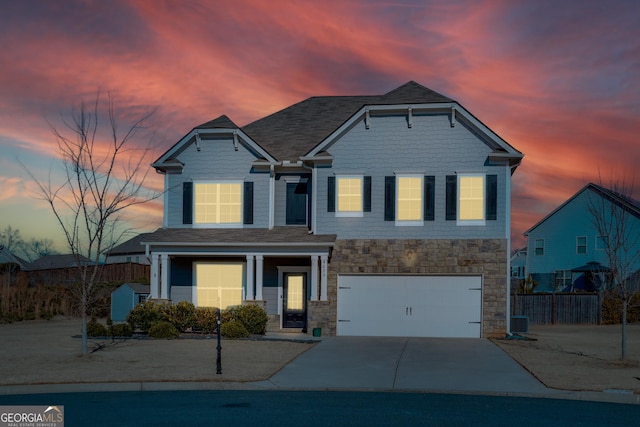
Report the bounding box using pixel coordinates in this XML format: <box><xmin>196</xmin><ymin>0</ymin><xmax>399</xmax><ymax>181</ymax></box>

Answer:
<box><xmin>511</xmin><ymin>316</ymin><xmax>529</xmax><ymax>333</ymax></box>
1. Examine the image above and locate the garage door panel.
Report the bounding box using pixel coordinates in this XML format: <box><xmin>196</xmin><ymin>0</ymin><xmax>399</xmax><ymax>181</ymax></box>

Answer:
<box><xmin>337</xmin><ymin>275</ymin><xmax>481</xmax><ymax>338</ymax></box>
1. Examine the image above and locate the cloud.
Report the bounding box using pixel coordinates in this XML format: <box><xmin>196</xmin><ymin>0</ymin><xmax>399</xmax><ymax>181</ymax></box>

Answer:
<box><xmin>0</xmin><ymin>0</ymin><xmax>639</xmax><ymax>251</ymax></box>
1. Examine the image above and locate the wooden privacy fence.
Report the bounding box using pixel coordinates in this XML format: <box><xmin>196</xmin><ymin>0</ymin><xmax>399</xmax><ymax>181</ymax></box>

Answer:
<box><xmin>1</xmin><ymin>263</ymin><xmax>150</xmax><ymax>287</ymax></box>
<box><xmin>511</xmin><ymin>293</ymin><xmax>601</xmax><ymax>325</ymax></box>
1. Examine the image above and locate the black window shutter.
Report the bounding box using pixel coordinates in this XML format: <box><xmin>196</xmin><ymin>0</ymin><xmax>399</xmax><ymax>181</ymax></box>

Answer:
<box><xmin>445</xmin><ymin>175</ymin><xmax>457</xmax><ymax>221</ymax></box>
<box><xmin>327</xmin><ymin>176</ymin><xmax>335</xmax><ymax>212</ymax></box>
<box><xmin>486</xmin><ymin>174</ymin><xmax>497</xmax><ymax>220</ymax></box>
<box><xmin>424</xmin><ymin>176</ymin><xmax>435</xmax><ymax>221</ymax></box>
<box><xmin>384</xmin><ymin>176</ymin><xmax>395</xmax><ymax>221</ymax></box>
<box><xmin>363</xmin><ymin>176</ymin><xmax>372</xmax><ymax>212</ymax></box>
<box><xmin>182</xmin><ymin>182</ymin><xmax>193</xmax><ymax>224</ymax></box>
<box><xmin>243</xmin><ymin>182</ymin><xmax>254</xmax><ymax>224</ymax></box>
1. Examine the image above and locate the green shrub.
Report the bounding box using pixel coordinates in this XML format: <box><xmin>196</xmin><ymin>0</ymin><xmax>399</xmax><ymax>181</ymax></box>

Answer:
<box><xmin>164</xmin><ymin>301</ymin><xmax>197</xmax><ymax>332</ymax></box>
<box><xmin>194</xmin><ymin>307</ymin><xmax>219</xmax><ymax>333</ymax></box>
<box><xmin>220</xmin><ymin>320</ymin><xmax>249</xmax><ymax>339</ymax></box>
<box><xmin>109</xmin><ymin>323</ymin><xmax>133</xmax><ymax>337</ymax></box>
<box><xmin>148</xmin><ymin>321</ymin><xmax>180</xmax><ymax>339</ymax></box>
<box><xmin>127</xmin><ymin>301</ymin><xmax>166</xmax><ymax>332</ymax></box>
<box><xmin>221</xmin><ymin>305</ymin><xmax>268</xmax><ymax>335</ymax></box>
<box><xmin>87</xmin><ymin>318</ymin><xmax>107</xmax><ymax>337</ymax></box>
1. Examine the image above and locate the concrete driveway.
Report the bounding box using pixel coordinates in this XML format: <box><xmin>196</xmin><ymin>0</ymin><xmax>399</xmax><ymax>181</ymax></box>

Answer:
<box><xmin>259</xmin><ymin>337</ymin><xmax>551</xmax><ymax>395</ymax></box>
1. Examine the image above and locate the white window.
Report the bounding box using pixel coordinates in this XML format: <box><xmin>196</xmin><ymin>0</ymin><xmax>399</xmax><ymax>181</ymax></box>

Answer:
<box><xmin>194</xmin><ymin>182</ymin><xmax>242</xmax><ymax>225</ymax></box>
<box><xmin>576</xmin><ymin>236</ymin><xmax>587</xmax><ymax>254</ymax></box>
<box><xmin>396</xmin><ymin>175</ymin><xmax>423</xmax><ymax>225</ymax></box>
<box><xmin>194</xmin><ymin>262</ymin><xmax>244</xmax><ymax>309</ymax></box>
<box><xmin>458</xmin><ymin>174</ymin><xmax>485</xmax><ymax>224</ymax></box>
<box><xmin>554</xmin><ymin>270</ymin><xmax>572</xmax><ymax>291</ymax></box>
<box><xmin>336</xmin><ymin>176</ymin><xmax>363</xmax><ymax>217</ymax></box>
<box><xmin>535</xmin><ymin>239</ymin><xmax>544</xmax><ymax>256</ymax></box>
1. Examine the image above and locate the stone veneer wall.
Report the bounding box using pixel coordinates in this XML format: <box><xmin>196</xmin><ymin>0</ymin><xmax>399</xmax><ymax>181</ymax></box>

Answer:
<box><xmin>307</xmin><ymin>238</ymin><xmax>508</xmax><ymax>338</ymax></box>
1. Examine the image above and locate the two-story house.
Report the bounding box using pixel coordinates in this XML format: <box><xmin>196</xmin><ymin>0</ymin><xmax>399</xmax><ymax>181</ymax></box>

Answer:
<box><xmin>524</xmin><ymin>183</ymin><xmax>640</xmax><ymax>293</ymax></box>
<box><xmin>142</xmin><ymin>81</ymin><xmax>523</xmax><ymax>338</ymax></box>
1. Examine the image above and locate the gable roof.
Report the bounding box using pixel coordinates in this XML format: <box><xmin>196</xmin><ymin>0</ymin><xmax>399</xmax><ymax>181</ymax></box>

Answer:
<box><xmin>0</xmin><ymin>246</ymin><xmax>30</xmax><ymax>270</ymax></box>
<box><xmin>153</xmin><ymin>81</ymin><xmax>523</xmax><ymax>169</ymax></box>
<box><xmin>524</xmin><ymin>183</ymin><xmax>640</xmax><ymax>236</ymax></box>
<box><xmin>30</xmin><ymin>254</ymin><xmax>92</xmax><ymax>270</ymax></box>
<box><xmin>105</xmin><ymin>233</ymin><xmax>149</xmax><ymax>256</ymax></box>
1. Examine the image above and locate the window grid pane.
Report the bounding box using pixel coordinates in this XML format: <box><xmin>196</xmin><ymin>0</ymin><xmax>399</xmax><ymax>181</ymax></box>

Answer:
<box><xmin>196</xmin><ymin>263</ymin><xmax>243</xmax><ymax>309</ymax></box>
<box><xmin>459</xmin><ymin>176</ymin><xmax>484</xmax><ymax>220</ymax></box>
<box><xmin>337</xmin><ymin>177</ymin><xmax>362</xmax><ymax>212</ymax></box>
<box><xmin>397</xmin><ymin>177</ymin><xmax>422</xmax><ymax>221</ymax></box>
<box><xmin>194</xmin><ymin>183</ymin><xmax>242</xmax><ymax>224</ymax></box>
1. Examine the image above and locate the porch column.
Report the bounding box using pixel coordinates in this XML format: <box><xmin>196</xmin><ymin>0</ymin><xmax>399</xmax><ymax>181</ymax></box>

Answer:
<box><xmin>310</xmin><ymin>255</ymin><xmax>319</xmax><ymax>301</ymax></box>
<box><xmin>246</xmin><ymin>255</ymin><xmax>255</xmax><ymax>300</ymax></box>
<box><xmin>320</xmin><ymin>255</ymin><xmax>328</xmax><ymax>301</ymax></box>
<box><xmin>150</xmin><ymin>254</ymin><xmax>159</xmax><ymax>299</ymax></box>
<box><xmin>255</xmin><ymin>255</ymin><xmax>264</xmax><ymax>300</ymax></box>
<box><xmin>160</xmin><ymin>253</ymin><xmax>169</xmax><ymax>300</ymax></box>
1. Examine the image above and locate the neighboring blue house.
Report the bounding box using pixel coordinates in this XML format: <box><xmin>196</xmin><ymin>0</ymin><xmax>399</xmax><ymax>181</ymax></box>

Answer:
<box><xmin>141</xmin><ymin>81</ymin><xmax>523</xmax><ymax>338</ymax></box>
<box><xmin>510</xmin><ymin>247</ymin><xmax>527</xmax><ymax>291</ymax></box>
<box><xmin>111</xmin><ymin>283</ymin><xmax>150</xmax><ymax>322</ymax></box>
<box><xmin>524</xmin><ymin>183</ymin><xmax>640</xmax><ymax>293</ymax></box>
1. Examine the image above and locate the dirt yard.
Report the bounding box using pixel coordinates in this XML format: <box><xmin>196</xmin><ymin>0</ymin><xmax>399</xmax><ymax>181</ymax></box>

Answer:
<box><xmin>493</xmin><ymin>324</ymin><xmax>640</xmax><ymax>393</ymax></box>
<box><xmin>1</xmin><ymin>318</ymin><xmax>639</xmax><ymax>394</ymax></box>
<box><xmin>0</xmin><ymin>318</ymin><xmax>313</xmax><ymax>385</ymax></box>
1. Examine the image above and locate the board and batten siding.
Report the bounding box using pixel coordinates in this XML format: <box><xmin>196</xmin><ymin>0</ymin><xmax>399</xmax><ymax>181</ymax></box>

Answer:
<box><xmin>315</xmin><ymin>113</ymin><xmax>507</xmax><ymax>239</ymax></box>
<box><xmin>165</xmin><ymin>136</ymin><xmax>270</xmax><ymax>228</ymax></box>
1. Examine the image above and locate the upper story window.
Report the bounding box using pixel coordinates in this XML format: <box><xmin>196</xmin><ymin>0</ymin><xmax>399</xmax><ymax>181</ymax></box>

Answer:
<box><xmin>534</xmin><ymin>239</ymin><xmax>544</xmax><ymax>256</ymax></box>
<box><xmin>459</xmin><ymin>175</ymin><xmax>484</xmax><ymax>221</ymax></box>
<box><xmin>194</xmin><ymin>182</ymin><xmax>242</xmax><ymax>225</ymax></box>
<box><xmin>337</xmin><ymin>176</ymin><xmax>363</xmax><ymax>216</ymax></box>
<box><xmin>182</xmin><ymin>181</ymin><xmax>253</xmax><ymax>227</ymax></box>
<box><xmin>327</xmin><ymin>175</ymin><xmax>371</xmax><ymax>216</ymax></box>
<box><xmin>445</xmin><ymin>174</ymin><xmax>497</xmax><ymax>225</ymax></box>
<box><xmin>396</xmin><ymin>175</ymin><xmax>423</xmax><ymax>225</ymax></box>
<box><xmin>576</xmin><ymin>236</ymin><xmax>587</xmax><ymax>254</ymax></box>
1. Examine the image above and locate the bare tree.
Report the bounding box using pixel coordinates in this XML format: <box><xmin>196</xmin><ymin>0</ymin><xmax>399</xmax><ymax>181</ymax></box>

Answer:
<box><xmin>587</xmin><ymin>178</ymin><xmax>640</xmax><ymax>359</ymax></box>
<box><xmin>0</xmin><ymin>226</ymin><xmax>25</xmax><ymax>288</ymax></box>
<box><xmin>27</xmin><ymin>90</ymin><xmax>158</xmax><ymax>354</ymax></box>
<box><xmin>23</xmin><ymin>238</ymin><xmax>57</xmax><ymax>262</ymax></box>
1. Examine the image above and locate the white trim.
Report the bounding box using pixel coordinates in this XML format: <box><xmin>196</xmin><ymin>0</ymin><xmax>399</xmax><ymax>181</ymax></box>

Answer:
<box><xmin>153</xmin><ymin>128</ymin><xmax>277</xmax><ymax>168</ymax></box>
<box><xmin>311</xmin><ymin>165</ymin><xmax>317</xmax><ymax>233</ymax></box>
<box><xmin>305</xmin><ymin>102</ymin><xmax>523</xmax><ymax>161</ymax></box>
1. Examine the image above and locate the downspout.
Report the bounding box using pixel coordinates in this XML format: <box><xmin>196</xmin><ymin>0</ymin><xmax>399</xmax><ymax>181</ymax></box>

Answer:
<box><xmin>301</xmin><ymin>162</ymin><xmax>316</xmax><ymax>234</ymax></box>
<box><xmin>505</xmin><ymin>164</ymin><xmax>516</xmax><ymax>336</ymax></box>
<box><xmin>163</xmin><ymin>173</ymin><xmax>169</xmax><ymax>228</ymax></box>
<box><xmin>269</xmin><ymin>164</ymin><xmax>275</xmax><ymax>230</ymax></box>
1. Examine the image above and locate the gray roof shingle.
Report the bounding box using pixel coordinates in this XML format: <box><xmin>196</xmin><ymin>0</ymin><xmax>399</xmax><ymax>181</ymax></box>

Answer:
<box><xmin>200</xmin><ymin>81</ymin><xmax>453</xmax><ymax>161</ymax></box>
<box><xmin>141</xmin><ymin>227</ymin><xmax>336</xmax><ymax>246</ymax></box>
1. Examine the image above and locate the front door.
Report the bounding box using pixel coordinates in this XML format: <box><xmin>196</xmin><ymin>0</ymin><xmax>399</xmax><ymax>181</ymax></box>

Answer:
<box><xmin>283</xmin><ymin>273</ymin><xmax>306</xmax><ymax>328</ymax></box>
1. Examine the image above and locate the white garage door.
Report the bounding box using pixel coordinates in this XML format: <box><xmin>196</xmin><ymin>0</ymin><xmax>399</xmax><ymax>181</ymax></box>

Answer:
<box><xmin>337</xmin><ymin>275</ymin><xmax>482</xmax><ymax>338</ymax></box>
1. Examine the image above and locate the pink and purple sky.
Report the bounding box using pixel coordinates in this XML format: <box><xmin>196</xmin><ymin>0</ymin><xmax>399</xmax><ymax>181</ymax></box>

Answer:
<box><xmin>1</xmin><ymin>0</ymin><xmax>638</xmax><ymax>252</ymax></box>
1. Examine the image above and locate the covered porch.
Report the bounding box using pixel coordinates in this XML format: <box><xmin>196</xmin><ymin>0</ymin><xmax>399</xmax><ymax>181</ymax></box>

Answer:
<box><xmin>141</xmin><ymin>228</ymin><xmax>335</xmax><ymax>330</ymax></box>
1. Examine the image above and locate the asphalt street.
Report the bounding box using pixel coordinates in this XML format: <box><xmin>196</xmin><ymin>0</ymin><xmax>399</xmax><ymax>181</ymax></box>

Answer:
<box><xmin>2</xmin><ymin>390</ymin><xmax>639</xmax><ymax>427</ymax></box>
